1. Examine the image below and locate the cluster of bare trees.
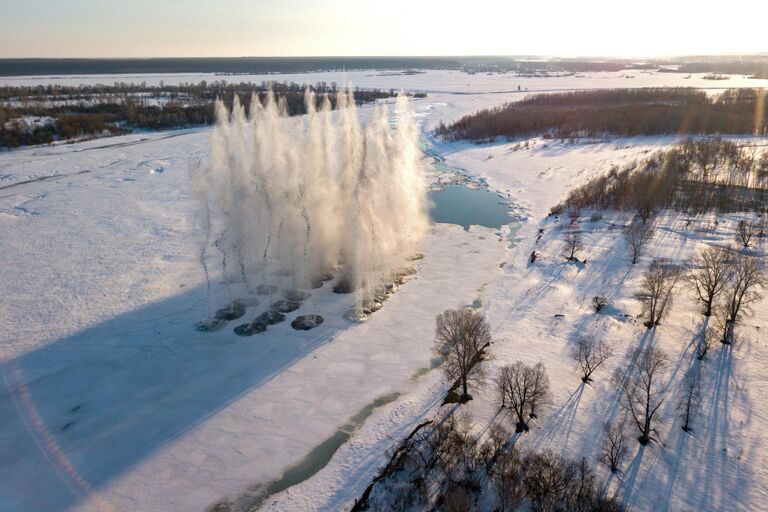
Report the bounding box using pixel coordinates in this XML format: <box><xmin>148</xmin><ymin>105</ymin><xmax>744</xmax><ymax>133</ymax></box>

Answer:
<box><xmin>604</xmin><ymin>245</ymin><xmax>763</xmax><ymax>455</ymax></box>
<box><xmin>556</xmin><ymin>139</ymin><xmax>768</xmax><ymax>215</ymax></box>
<box><xmin>378</xmin><ymin>308</ymin><xmax>622</xmax><ymax>511</ymax></box>
<box><xmin>597</xmin><ymin>332</ymin><xmax>702</xmax><ymax>464</ymax></box>
<box><xmin>686</xmin><ymin>246</ymin><xmax>765</xmax><ymax>344</ymax></box>
<box><xmin>617</xmin><ymin>215</ymin><xmax>765</xmax><ymax>341</ymax></box>
<box><xmin>361</xmin><ymin>412</ymin><xmax>504</xmax><ymax>510</ymax></box>
<box><xmin>361</xmin><ymin>407</ymin><xmax>624</xmax><ymax>511</ymax></box>
<box><xmin>0</xmin><ymin>81</ymin><xmax>408</xmax><ymax>148</ymax></box>
<box><xmin>492</xmin><ymin>450</ymin><xmax>624</xmax><ymax>512</ymax></box>
<box><xmin>415</xmin><ymin>224</ymin><xmax>765</xmax><ymax>508</ymax></box>
<box><xmin>435</xmin><ymin>88</ymin><xmax>768</xmax><ymax>141</ymax></box>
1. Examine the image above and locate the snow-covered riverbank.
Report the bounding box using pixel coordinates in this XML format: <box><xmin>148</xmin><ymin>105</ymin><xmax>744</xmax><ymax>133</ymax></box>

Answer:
<box><xmin>1</xmin><ymin>71</ymin><xmax>766</xmax><ymax>512</ymax></box>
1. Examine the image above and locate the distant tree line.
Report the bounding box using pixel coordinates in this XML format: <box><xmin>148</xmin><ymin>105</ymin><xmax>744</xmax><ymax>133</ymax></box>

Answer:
<box><xmin>0</xmin><ymin>80</ymin><xmax>416</xmax><ymax>102</ymax></box>
<box><xmin>660</xmin><ymin>58</ymin><xmax>768</xmax><ymax>79</ymax></box>
<box><xmin>554</xmin><ymin>138</ymin><xmax>768</xmax><ymax>214</ymax></box>
<box><xmin>435</xmin><ymin>88</ymin><xmax>768</xmax><ymax>141</ymax></box>
<box><xmin>0</xmin><ymin>81</ymin><xmax>423</xmax><ymax>148</ymax></box>
<box><xmin>0</xmin><ymin>56</ymin><xmax>656</xmax><ymax>78</ymax></box>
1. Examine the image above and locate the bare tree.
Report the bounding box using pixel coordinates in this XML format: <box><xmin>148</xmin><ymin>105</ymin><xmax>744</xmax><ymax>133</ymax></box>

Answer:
<box><xmin>635</xmin><ymin>260</ymin><xmax>682</xmax><ymax>328</ymax></box>
<box><xmin>442</xmin><ymin>413</ymin><xmax>485</xmax><ymax>489</ymax></box>
<box><xmin>404</xmin><ymin>414</ymin><xmax>455</xmax><ymax>481</ymax></box>
<box><xmin>599</xmin><ymin>420</ymin><xmax>627</xmax><ymax>474</ymax></box>
<box><xmin>615</xmin><ymin>345</ymin><xmax>668</xmax><ymax>445</ymax></box>
<box><xmin>492</xmin><ymin>449</ymin><xmax>525</xmax><ymax>512</ymax></box>
<box><xmin>568</xmin><ymin>206</ymin><xmax>582</xmax><ymax>225</ymax></box>
<box><xmin>497</xmin><ymin>362</ymin><xmax>552</xmax><ymax>432</ymax></box>
<box><xmin>720</xmin><ymin>253</ymin><xmax>765</xmax><ymax>344</ymax></box>
<box><xmin>624</xmin><ymin>220</ymin><xmax>654</xmax><ymax>264</ymax></box>
<box><xmin>592</xmin><ymin>295</ymin><xmax>608</xmax><ymax>313</ymax></box>
<box><xmin>435</xmin><ymin>308</ymin><xmax>492</xmax><ymax>400</ymax></box>
<box><xmin>571</xmin><ymin>337</ymin><xmax>613</xmax><ymax>383</ymax></box>
<box><xmin>687</xmin><ymin>246</ymin><xmax>732</xmax><ymax>316</ymax></box>
<box><xmin>528</xmin><ymin>362</ymin><xmax>551</xmax><ymax>420</ymax></box>
<box><xmin>522</xmin><ymin>451</ymin><xmax>577</xmax><ymax>512</ymax></box>
<box><xmin>678</xmin><ymin>368</ymin><xmax>701</xmax><ymax>433</ymax></box>
<box><xmin>482</xmin><ymin>422</ymin><xmax>510</xmax><ymax>470</ymax></box>
<box><xmin>563</xmin><ymin>232</ymin><xmax>583</xmax><ymax>262</ymax></box>
<box><xmin>443</xmin><ymin>486</ymin><xmax>472</xmax><ymax>512</ymax></box>
<box><xmin>736</xmin><ymin>219</ymin><xmax>756</xmax><ymax>248</ymax></box>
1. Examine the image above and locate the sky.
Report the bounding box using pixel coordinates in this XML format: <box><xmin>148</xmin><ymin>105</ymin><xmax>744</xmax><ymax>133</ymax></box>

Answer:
<box><xmin>2</xmin><ymin>0</ymin><xmax>767</xmax><ymax>59</ymax></box>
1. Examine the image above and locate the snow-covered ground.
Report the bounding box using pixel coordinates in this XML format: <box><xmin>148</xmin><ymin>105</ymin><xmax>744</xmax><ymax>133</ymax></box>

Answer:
<box><xmin>4</xmin><ymin>69</ymin><xmax>768</xmax><ymax>94</ymax></box>
<box><xmin>1</xmin><ymin>70</ymin><xmax>766</xmax><ymax>512</ymax></box>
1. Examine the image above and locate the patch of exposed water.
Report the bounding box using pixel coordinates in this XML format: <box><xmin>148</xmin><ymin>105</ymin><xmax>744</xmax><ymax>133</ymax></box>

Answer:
<box><xmin>221</xmin><ymin>392</ymin><xmax>401</xmax><ymax>512</ymax></box>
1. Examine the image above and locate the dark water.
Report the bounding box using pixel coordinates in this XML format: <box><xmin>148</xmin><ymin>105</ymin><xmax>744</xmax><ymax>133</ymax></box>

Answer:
<box><xmin>429</xmin><ymin>184</ymin><xmax>512</xmax><ymax>230</ymax></box>
<box><xmin>238</xmin><ymin>392</ymin><xmax>401</xmax><ymax>510</ymax></box>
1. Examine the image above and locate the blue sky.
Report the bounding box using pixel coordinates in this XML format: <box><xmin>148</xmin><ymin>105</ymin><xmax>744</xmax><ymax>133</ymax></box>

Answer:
<box><xmin>2</xmin><ymin>0</ymin><xmax>767</xmax><ymax>58</ymax></box>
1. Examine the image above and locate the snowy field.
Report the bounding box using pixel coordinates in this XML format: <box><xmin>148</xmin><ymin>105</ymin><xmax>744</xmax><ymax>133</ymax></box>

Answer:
<box><xmin>5</xmin><ymin>69</ymin><xmax>768</xmax><ymax>95</ymax></box>
<box><xmin>1</xmin><ymin>70</ymin><xmax>766</xmax><ymax>512</ymax></box>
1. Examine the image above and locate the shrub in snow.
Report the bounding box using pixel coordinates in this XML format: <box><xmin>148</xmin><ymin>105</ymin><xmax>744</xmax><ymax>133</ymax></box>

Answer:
<box><xmin>571</xmin><ymin>337</ymin><xmax>613</xmax><ymax>383</ymax></box>
<box><xmin>736</xmin><ymin>219</ymin><xmax>757</xmax><ymax>248</ymax></box>
<box><xmin>592</xmin><ymin>295</ymin><xmax>608</xmax><ymax>313</ymax></box>
<box><xmin>563</xmin><ymin>232</ymin><xmax>583</xmax><ymax>262</ymax></box>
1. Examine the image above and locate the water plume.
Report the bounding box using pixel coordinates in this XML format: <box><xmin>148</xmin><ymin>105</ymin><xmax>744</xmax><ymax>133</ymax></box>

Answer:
<box><xmin>190</xmin><ymin>87</ymin><xmax>429</xmax><ymax>312</ymax></box>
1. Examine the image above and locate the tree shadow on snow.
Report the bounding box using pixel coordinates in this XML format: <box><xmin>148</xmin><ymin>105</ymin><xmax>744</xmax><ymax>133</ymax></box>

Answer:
<box><xmin>0</xmin><ymin>281</ymin><xmax>354</xmax><ymax>512</ymax></box>
<box><xmin>531</xmin><ymin>383</ymin><xmax>586</xmax><ymax>455</ymax></box>
<box><xmin>691</xmin><ymin>340</ymin><xmax>756</xmax><ymax>511</ymax></box>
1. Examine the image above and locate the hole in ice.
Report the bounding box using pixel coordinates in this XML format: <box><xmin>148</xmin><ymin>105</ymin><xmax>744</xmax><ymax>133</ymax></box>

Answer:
<box><xmin>195</xmin><ymin>317</ymin><xmax>227</xmax><ymax>332</ymax></box>
<box><xmin>233</xmin><ymin>321</ymin><xmax>268</xmax><ymax>336</ymax></box>
<box><xmin>214</xmin><ymin>300</ymin><xmax>247</xmax><ymax>321</ymax></box>
<box><xmin>332</xmin><ymin>276</ymin><xmax>358</xmax><ymax>294</ymax></box>
<box><xmin>269</xmin><ymin>299</ymin><xmax>301</xmax><ymax>313</ymax></box>
<box><xmin>256</xmin><ymin>309</ymin><xmax>286</xmax><ymax>325</ymax></box>
<box><xmin>291</xmin><ymin>315</ymin><xmax>324</xmax><ymax>330</ymax></box>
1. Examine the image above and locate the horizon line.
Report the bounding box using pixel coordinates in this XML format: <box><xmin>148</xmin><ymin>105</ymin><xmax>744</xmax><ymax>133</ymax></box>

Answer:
<box><xmin>2</xmin><ymin>53</ymin><xmax>768</xmax><ymax>61</ymax></box>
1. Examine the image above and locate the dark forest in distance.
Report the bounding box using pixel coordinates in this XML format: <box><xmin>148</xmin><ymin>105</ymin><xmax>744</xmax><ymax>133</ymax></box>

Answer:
<box><xmin>1</xmin><ymin>55</ymin><xmax>767</xmax><ymax>77</ymax></box>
